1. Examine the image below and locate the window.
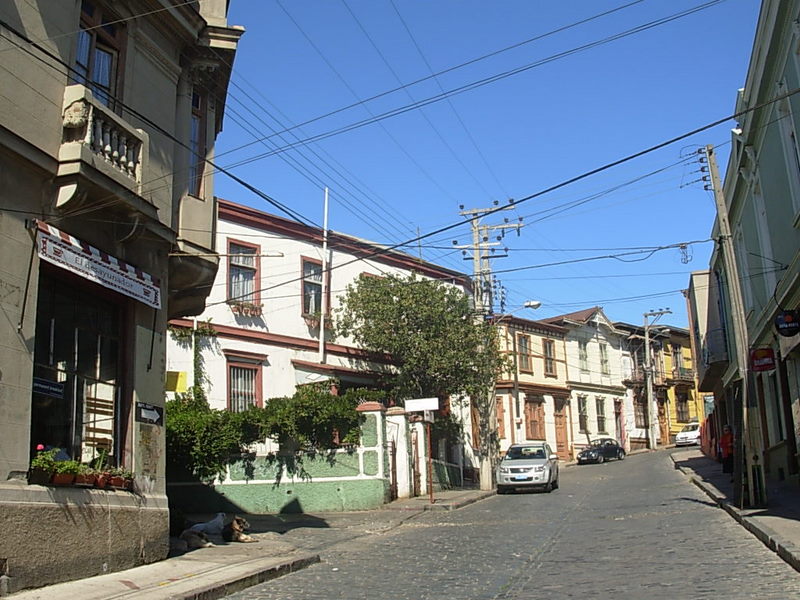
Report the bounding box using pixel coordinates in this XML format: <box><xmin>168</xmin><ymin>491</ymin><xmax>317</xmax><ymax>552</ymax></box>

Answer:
<box><xmin>302</xmin><ymin>258</ymin><xmax>325</xmax><ymax>315</ymax></box>
<box><xmin>579</xmin><ymin>341</ymin><xmax>589</xmax><ymax>373</ymax></box>
<box><xmin>525</xmin><ymin>400</ymin><xmax>545</xmax><ymax>439</ymax></box>
<box><xmin>74</xmin><ymin>2</ymin><xmax>124</xmax><ymax>108</ymax></box>
<box><xmin>228</xmin><ymin>365</ymin><xmax>259</xmax><ymax>412</ymax></box>
<box><xmin>517</xmin><ymin>334</ymin><xmax>532</xmax><ymax>372</ymax></box>
<box><xmin>188</xmin><ymin>89</ymin><xmax>207</xmax><ymax>197</ymax></box>
<box><xmin>31</xmin><ymin>271</ymin><xmax>123</xmax><ymax>466</ymax></box>
<box><xmin>578</xmin><ymin>396</ymin><xmax>588</xmax><ymax>433</ymax></box>
<box><xmin>596</xmin><ymin>397</ymin><xmax>606</xmax><ymax>433</ymax></box>
<box><xmin>676</xmin><ymin>390</ymin><xmax>690</xmax><ymax>423</ymax></box>
<box><xmin>225</xmin><ymin>350</ymin><xmax>265</xmax><ymax>413</ymax></box>
<box><xmin>228</xmin><ymin>241</ymin><xmax>259</xmax><ymax>302</ymax></box>
<box><xmin>543</xmin><ymin>339</ymin><xmax>557</xmax><ymax>377</ymax></box>
<box><xmin>635</xmin><ymin>397</ymin><xmax>647</xmax><ymax>428</ymax></box>
<box><xmin>599</xmin><ymin>343</ymin><xmax>609</xmax><ymax>375</ymax></box>
<box><xmin>496</xmin><ymin>396</ymin><xmax>505</xmax><ymax>439</ymax></box>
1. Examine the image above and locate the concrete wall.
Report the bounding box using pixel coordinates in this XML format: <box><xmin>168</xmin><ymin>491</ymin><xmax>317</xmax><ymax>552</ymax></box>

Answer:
<box><xmin>167</xmin><ymin>407</ymin><xmax>393</xmax><ymax>514</ymax></box>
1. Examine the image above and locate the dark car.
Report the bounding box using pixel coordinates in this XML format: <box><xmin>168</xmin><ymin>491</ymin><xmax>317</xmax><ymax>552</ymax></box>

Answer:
<box><xmin>576</xmin><ymin>438</ymin><xmax>626</xmax><ymax>464</ymax></box>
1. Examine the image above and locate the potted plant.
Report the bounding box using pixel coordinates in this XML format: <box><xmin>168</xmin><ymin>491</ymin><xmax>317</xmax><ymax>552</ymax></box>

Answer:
<box><xmin>29</xmin><ymin>447</ymin><xmax>58</xmax><ymax>485</ymax></box>
<box><xmin>108</xmin><ymin>467</ymin><xmax>134</xmax><ymax>490</ymax></box>
<box><xmin>74</xmin><ymin>465</ymin><xmax>97</xmax><ymax>487</ymax></box>
<box><xmin>52</xmin><ymin>459</ymin><xmax>83</xmax><ymax>486</ymax></box>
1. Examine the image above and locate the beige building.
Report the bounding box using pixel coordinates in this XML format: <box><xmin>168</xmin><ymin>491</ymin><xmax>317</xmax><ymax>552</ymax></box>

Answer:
<box><xmin>494</xmin><ymin>316</ymin><xmax>572</xmax><ymax>461</ymax></box>
<box><xmin>0</xmin><ymin>1</ymin><xmax>241</xmax><ymax>592</ymax></box>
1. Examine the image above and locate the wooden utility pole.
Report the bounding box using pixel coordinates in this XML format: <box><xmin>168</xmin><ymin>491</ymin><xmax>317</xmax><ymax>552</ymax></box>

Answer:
<box><xmin>703</xmin><ymin>144</ymin><xmax>765</xmax><ymax>508</ymax></box>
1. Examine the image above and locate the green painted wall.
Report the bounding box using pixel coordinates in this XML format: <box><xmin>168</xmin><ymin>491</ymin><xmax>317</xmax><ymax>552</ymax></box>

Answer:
<box><xmin>170</xmin><ymin>478</ymin><xmax>389</xmax><ymax>513</ymax></box>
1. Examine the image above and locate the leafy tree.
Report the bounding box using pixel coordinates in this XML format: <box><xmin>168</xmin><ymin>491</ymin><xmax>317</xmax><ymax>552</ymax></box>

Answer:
<box><xmin>335</xmin><ymin>274</ymin><xmax>507</xmax><ymax>461</ymax></box>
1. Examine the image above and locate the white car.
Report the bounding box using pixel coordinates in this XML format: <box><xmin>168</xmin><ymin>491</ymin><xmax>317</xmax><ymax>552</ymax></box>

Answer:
<box><xmin>496</xmin><ymin>442</ymin><xmax>559</xmax><ymax>494</ymax></box>
<box><xmin>675</xmin><ymin>423</ymin><xmax>701</xmax><ymax>446</ymax></box>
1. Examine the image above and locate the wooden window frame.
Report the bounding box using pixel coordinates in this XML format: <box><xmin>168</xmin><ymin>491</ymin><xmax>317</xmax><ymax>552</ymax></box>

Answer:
<box><xmin>517</xmin><ymin>333</ymin><xmax>532</xmax><ymax>374</ymax></box>
<box><xmin>579</xmin><ymin>341</ymin><xmax>589</xmax><ymax>373</ymax></box>
<box><xmin>496</xmin><ymin>395</ymin><xmax>506</xmax><ymax>440</ymax></box>
<box><xmin>225</xmin><ymin>350</ymin><xmax>266</xmax><ymax>412</ymax></box>
<box><xmin>301</xmin><ymin>256</ymin><xmax>330</xmax><ymax>317</ymax></box>
<box><xmin>75</xmin><ymin>1</ymin><xmax>126</xmax><ymax>110</ymax></box>
<box><xmin>227</xmin><ymin>239</ymin><xmax>261</xmax><ymax>304</ymax></box>
<box><xmin>634</xmin><ymin>397</ymin><xmax>647</xmax><ymax>428</ymax></box>
<box><xmin>599</xmin><ymin>343</ymin><xmax>610</xmax><ymax>375</ymax></box>
<box><xmin>543</xmin><ymin>339</ymin><xmax>557</xmax><ymax>377</ymax></box>
<box><xmin>578</xmin><ymin>396</ymin><xmax>588</xmax><ymax>433</ymax></box>
<box><xmin>596</xmin><ymin>397</ymin><xmax>607</xmax><ymax>434</ymax></box>
<box><xmin>189</xmin><ymin>89</ymin><xmax>207</xmax><ymax>198</ymax></box>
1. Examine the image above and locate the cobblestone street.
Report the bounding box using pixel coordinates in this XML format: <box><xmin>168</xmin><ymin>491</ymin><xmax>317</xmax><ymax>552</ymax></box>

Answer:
<box><xmin>228</xmin><ymin>450</ymin><xmax>800</xmax><ymax>600</ymax></box>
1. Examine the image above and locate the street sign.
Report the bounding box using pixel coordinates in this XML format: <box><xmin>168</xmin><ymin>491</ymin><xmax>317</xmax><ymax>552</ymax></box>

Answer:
<box><xmin>750</xmin><ymin>348</ymin><xmax>776</xmax><ymax>372</ymax></box>
<box><xmin>422</xmin><ymin>410</ymin><xmax>435</xmax><ymax>423</ymax></box>
<box><xmin>135</xmin><ymin>402</ymin><xmax>163</xmax><ymax>426</ymax></box>
<box><xmin>405</xmin><ymin>397</ymin><xmax>439</xmax><ymax>412</ymax></box>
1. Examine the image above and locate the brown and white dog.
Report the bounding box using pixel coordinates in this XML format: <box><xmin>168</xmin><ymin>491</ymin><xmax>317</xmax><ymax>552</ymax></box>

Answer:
<box><xmin>222</xmin><ymin>515</ymin><xmax>258</xmax><ymax>543</ymax></box>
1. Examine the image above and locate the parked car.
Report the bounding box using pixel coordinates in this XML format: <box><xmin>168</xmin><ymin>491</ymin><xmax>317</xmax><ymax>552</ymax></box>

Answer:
<box><xmin>576</xmin><ymin>438</ymin><xmax>626</xmax><ymax>464</ymax></box>
<box><xmin>675</xmin><ymin>422</ymin><xmax>701</xmax><ymax>446</ymax></box>
<box><xmin>496</xmin><ymin>442</ymin><xmax>559</xmax><ymax>494</ymax></box>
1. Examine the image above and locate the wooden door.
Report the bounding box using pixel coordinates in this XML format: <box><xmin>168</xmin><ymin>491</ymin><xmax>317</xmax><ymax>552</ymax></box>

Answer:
<box><xmin>554</xmin><ymin>399</ymin><xmax>570</xmax><ymax>461</ymax></box>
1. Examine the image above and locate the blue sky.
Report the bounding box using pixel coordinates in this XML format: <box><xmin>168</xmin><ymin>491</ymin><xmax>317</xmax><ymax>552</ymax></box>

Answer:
<box><xmin>216</xmin><ymin>0</ymin><xmax>761</xmax><ymax>328</ymax></box>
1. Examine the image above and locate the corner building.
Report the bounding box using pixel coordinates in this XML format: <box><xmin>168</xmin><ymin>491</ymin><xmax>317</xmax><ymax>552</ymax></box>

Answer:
<box><xmin>0</xmin><ymin>1</ymin><xmax>241</xmax><ymax>592</ymax></box>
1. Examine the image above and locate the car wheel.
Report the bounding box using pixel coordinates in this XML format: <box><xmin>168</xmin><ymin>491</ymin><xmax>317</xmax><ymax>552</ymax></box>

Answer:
<box><xmin>544</xmin><ymin>480</ymin><xmax>553</xmax><ymax>493</ymax></box>
<box><xmin>551</xmin><ymin>476</ymin><xmax>559</xmax><ymax>490</ymax></box>
<box><xmin>597</xmin><ymin>454</ymin><xmax>604</xmax><ymax>464</ymax></box>
<box><xmin>617</xmin><ymin>449</ymin><xmax>626</xmax><ymax>461</ymax></box>
<box><xmin>497</xmin><ymin>485</ymin><xmax>508</xmax><ymax>495</ymax></box>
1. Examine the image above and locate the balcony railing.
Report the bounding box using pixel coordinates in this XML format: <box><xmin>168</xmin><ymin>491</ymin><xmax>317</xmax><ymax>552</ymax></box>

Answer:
<box><xmin>671</xmin><ymin>366</ymin><xmax>695</xmax><ymax>382</ymax></box>
<box><xmin>58</xmin><ymin>85</ymin><xmax>148</xmax><ymax>200</ymax></box>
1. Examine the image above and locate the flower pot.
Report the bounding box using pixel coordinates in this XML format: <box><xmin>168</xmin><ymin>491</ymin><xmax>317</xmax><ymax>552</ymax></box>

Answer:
<box><xmin>28</xmin><ymin>467</ymin><xmax>52</xmax><ymax>486</ymax></box>
<box><xmin>74</xmin><ymin>473</ymin><xmax>97</xmax><ymax>487</ymax></box>
<box><xmin>95</xmin><ymin>473</ymin><xmax>110</xmax><ymax>489</ymax></box>
<box><xmin>108</xmin><ymin>475</ymin><xmax>127</xmax><ymax>489</ymax></box>
<box><xmin>51</xmin><ymin>473</ymin><xmax>75</xmax><ymax>486</ymax></box>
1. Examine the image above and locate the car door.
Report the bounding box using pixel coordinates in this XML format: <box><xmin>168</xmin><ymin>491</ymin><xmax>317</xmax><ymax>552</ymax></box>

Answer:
<box><xmin>546</xmin><ymin>444</ymin><xmax>558</xmax><ymax>479</ymax></box>
<box><xmin>603</xmin><ymin>439</ymin><xmax>616</xmax><ymax>460</ymax></box>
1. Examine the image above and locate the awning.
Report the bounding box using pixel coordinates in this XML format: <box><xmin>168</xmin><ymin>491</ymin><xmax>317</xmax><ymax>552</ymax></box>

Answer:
<box><xmin>35</xmin><ymin>220</ymin><xmax>161</xmax><ymax>309</ymax></box>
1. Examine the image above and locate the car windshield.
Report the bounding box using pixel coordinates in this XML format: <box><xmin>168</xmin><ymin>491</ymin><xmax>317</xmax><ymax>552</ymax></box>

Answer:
<box><xmin>681</xmin><ymin>424</ymin><xmax>699</xmax><ymax>433</ymax></box>
<box><xmin>504</xmin><ymin>446</ymin><xmax>546</xmax><ymax>460</ymax></box>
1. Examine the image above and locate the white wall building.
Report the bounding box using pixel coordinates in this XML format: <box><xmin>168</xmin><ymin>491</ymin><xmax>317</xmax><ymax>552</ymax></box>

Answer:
<box><xmin>544</xmin><ymin>308</ymin><xmax>629</xmax><ymax>452</ymax></box>
<box><xmin>167</xmin><ymin>197</ymin><xmax>472</xmax><ymax>413</ymax></box>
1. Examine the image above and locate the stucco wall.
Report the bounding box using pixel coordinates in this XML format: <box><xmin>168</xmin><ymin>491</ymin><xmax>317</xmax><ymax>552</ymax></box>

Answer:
<box><xmin>0</xmin><ymin>483</ymin><xmax>168</xmax><ymax>594</ymax></box>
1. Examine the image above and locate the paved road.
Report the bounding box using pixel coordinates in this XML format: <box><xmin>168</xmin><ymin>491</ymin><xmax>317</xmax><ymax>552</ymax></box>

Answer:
<box><xmin>228</xmin><ymin>450</ymin><xmax>800</xmax><ymax>599</ymax></box>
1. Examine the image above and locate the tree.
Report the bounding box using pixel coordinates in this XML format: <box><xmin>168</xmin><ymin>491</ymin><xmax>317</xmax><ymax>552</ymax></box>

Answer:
<box><xmin>335</xmin><ymin>274</ymin><xmax>507</xmax><ymax>473</ymax></box>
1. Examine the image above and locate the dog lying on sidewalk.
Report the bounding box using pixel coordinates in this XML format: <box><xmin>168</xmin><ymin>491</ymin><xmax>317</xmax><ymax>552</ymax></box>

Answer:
<box><xmin>177</xmin><ymin>513</ymin><xmax>258</xmax><ymax>549</ymax></box>
<box><xmin>222</xmin><ymin>515</ymin><xmax>258</xmax><ymax>543</ymax></box>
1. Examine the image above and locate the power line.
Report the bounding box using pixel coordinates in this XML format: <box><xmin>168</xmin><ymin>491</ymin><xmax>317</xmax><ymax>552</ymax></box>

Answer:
<box><xmin>221</xmin><ymin>1</ymin><xmax>726</xmax><ymax>166</ymax></box>
<box><xmin>218</xmin><ymin>0</ymin><xmax>649</xmax><ymax>160</ymax></box>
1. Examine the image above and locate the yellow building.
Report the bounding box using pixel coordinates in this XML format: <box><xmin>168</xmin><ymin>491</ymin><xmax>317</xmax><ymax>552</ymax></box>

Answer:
<box><xmin>660</xmin><ymin>328</ymin><xmax>704</xmax><ymax>440</ymax></box>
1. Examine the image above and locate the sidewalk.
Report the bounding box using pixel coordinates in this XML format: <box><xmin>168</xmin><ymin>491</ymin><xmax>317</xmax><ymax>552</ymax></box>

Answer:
<box><xmin>7</xmin><ymin>489</ymin><xmax>494</xmax><ymax>599</ymax></box>
<box><xmin>671</xmin><ymin>448</ymin><xmax>800</xmax><ymax>572</ymax></box>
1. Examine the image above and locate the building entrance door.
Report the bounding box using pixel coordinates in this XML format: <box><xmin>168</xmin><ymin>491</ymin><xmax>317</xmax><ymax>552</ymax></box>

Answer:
<box><xmin>554</xmin><ymin>399</ymin><xmax>570</xmax><ymax>461</ymax></box>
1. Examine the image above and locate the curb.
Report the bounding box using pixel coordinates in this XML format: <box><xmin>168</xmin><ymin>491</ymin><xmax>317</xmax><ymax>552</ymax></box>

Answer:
<box><xmin>179</xmin><ymin>554</ymin><xmax>321</xmax><ymax>600</ymax></box>
<box><xmin>671</xmin><ymin>455</ymin><xmax>800</xmax><ymax>574</ymax></box>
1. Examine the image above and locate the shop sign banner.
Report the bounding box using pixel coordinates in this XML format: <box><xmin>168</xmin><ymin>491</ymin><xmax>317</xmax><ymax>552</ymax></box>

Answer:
<box><xmin>35</xmin><ymin>221</ymin><xmax>161</xmax><ymax>309</ymax></box>
<box><xmin>775</xmin><ymin>310</ymin><xmax>800</xmax><ymax>338</ymax></box>
<box><xmin>750</xmin><ymin>347</ymin><xmax>776</xmax><ymax>372</ymax></box>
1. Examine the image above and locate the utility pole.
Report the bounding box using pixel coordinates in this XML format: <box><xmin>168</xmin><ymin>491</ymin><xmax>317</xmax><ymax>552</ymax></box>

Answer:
<box><xmin>454</xmin><ymin>204</ymin><xmax>522</xmax><ymax>315</ymax></box>
<box><xmin>643</xmin><ymin>309</ymin><xmax>671</xmax><ymax>449</ymax></box>
<box><xmin>454</xmin><ymin>203</ymin><xmax>522</xmax><ymax>491</ymax></box>
<box><xmin>703</xmin><ymin>144</ymin><xmax>765</xmax><ymax>508</ymax></box>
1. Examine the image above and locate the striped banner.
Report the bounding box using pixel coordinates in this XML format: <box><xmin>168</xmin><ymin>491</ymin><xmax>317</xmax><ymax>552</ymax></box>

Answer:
<box><xmin>35</xmin><ymin>220</ymin><xmax>161</xmax><ymax>309</ymax></box>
